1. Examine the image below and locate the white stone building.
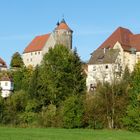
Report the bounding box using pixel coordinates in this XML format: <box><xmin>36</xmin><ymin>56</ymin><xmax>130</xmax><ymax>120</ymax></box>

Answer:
<box><xmin>23</xmin><ymin>19</ymin><xmax>73</xmax><ymax>67</ymax></box>
<box><xmin>0</xmin><ymin>76</ymin><xmax>14</xmax><ymax>98</ymax></box>
<box><xmin>87</xmin><ymin>27</ymin><xmax>140</xmax><ymax>91</ymax></box>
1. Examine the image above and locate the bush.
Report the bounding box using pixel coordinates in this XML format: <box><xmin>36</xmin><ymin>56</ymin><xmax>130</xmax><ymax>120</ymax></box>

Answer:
<box><xmin>63</xmin><ymin>95</ymin><xmax>84</xmax><ymax>128</ymax></box>
<box><xmin>38</xmin><ymin>104</ymin><xmax>57</xmax><ymax>127</ymax></box>
<box><xmin>122</xmin><ymin>106</ymin><xmax>140</xmax><ymax>131</ymax></box>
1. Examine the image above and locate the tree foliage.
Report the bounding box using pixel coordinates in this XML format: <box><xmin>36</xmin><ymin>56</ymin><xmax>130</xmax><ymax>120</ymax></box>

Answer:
<box><xmin>40</xmin><ymin>45</ymin><xmax>86</xmax><ymax>105</ymax></box>
<box><xmin>10</xmin><ymin>52</ymin><xmax>24</xmax><ymax>68</ymax></box>
<box><xmin>123</xmin><ymin>62</ymin><xmax>140</xmax><ymax>131</ymax></box>
<box><xmin>63</xmin><ymin>95</ymin><xmax>84</xmax><ymax>128</ymax></box>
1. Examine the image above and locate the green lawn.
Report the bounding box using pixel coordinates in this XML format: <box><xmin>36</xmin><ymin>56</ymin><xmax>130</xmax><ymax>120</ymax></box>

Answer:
<box><xmin>0</xmin><ymin>127</ymin><xmax>139</xmax><ymax>140</ymax></box>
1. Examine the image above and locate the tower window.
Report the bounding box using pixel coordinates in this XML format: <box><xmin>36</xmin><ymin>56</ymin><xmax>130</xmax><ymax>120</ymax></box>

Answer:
<box><xmin>105</xmin><ymin>65</ymin><xmax>108</xmax><ymax>69</ymax></box>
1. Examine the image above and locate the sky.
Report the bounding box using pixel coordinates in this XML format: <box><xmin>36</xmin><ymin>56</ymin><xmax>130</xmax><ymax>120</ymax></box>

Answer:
<box><xmin>0</xmin><ymin>0</ymin><xmax>140</xmax><ymax>66</ymax></box>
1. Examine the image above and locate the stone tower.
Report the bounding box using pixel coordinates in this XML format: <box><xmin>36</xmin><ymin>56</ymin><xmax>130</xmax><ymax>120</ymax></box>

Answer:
<box><xmin>53</xmin><ymin>18</ymin><xmax>73</xmax><ymax>49</ymax></box>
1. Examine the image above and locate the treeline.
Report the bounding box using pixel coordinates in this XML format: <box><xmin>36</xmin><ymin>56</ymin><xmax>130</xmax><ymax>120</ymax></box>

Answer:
<box><xmin>0</xmin><ymin>45</ymin><xmax>140</xmax><ymax>131</ymax></box>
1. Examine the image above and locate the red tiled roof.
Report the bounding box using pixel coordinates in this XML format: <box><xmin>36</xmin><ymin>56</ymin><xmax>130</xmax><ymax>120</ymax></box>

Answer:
<box><xmin>130</xmin><ymin>34</ymin><xmax>140</xmax><ymax>50</ymax></box>
<box><xmin>55</xmin><ymin>19</ymin><xmax>72</xmax><ymax>31</ymax></box>
<box><xmin>56</xmin><ymin>22</ymin><xmax>71</xmax><ymax>31</ymax></box>
<box><xmin>24</xmin><ymin>34</ymin><xmax>50</xmax><ymax>53</ymax></box>
<box><xmin>99</xmin><ymin>27</ymin><xmax>132</xmax><ymax>50</ymax></box>
<box><xmin>0</xmin><ymin>57</ymin><xmax>7</xmax><ymax>68</ymax></box>
<box><xmin>98</xmin><ymin>27</ymin><xmax>140</xmax><ymax>51</ymax></box>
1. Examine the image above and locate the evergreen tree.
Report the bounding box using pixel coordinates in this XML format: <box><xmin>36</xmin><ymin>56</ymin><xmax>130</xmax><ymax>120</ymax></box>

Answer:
<box><xmin>10</xmin><ymin>52</ymin><xmax>24</xmax><ymax>68</ymax></box>
<box><xmin>28</xmin><ymin>65</ymin><xmax>40</xmax><ymax>99</ymax></box>
<box><xmin>40</xmin><ymin>45</ymin><xmax>86</xmax><ymax>105</ymax></box>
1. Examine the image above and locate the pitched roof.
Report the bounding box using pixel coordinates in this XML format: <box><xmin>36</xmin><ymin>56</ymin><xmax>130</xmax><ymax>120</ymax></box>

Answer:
<box><xmin>0</xmin><ymin>57</ymin><xmax>7</xmax><ymax>68</ymax></box>
<box><xmin>23</xmin><ymin>33</ymin><xmax>50</xmax><ymax>53</ymax></box>
<box><xmin>55</xmin><ymin>19</ymin><xmax>72</xmax><ymax>31</ymax></box>
<box><xmin>89</xmin><ymin>27</ymin><xmax>140</xmax><ymax>65</ymax></box>
<box><xmin>99</xmin><ymin>27</ymin><xmax>134</xmax><ymax>51</ymax></box>
<box><xmin>0</xmin><ymin>76</ymin><xmax>12</xmax><ymax>81</ymax></box>
<box><xmin>89</xmin><ymin>48</ymin><xmax>119</xmax><ymax>64</ymax></box>
<box><xmin>98</xmin><ymin>27</ymin><xmax>140</xmax><ymax>52</ymax></box>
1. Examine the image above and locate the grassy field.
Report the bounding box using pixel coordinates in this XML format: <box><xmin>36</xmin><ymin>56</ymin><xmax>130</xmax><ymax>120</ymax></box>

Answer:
<box><xmin>0</xmin><ymin>127</ymin><xmax>139</xmax><ymax>140</ymax></box>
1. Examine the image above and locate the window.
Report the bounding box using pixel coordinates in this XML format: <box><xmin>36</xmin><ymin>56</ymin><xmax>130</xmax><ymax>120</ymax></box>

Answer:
<box><xmin>5</xmin><ymin>82</ymin><xmax>8</xmax><ymax>86</ymax></box>
<box><xmin>27</xmin><ymin>59</ymin><xmax>29</xmax><ymax>62</ymax></box>
<box><xmin>30</xmin><ymin>58</ymin><xmax>32</xmax><ymax>62</ymax></box>
<box><xmin>90</xmin><ymin>84</ymin><xmax>96</xmax><ymax>91</ymax></box>
<box><xmin>93</xmin><ymin>66</ymin><xmax>96</xmax><ymax>71</ymax></box>
<box><xmin>38</xmin><ymin>51</ymin><xmax>40</xmax><ymax>55</ymax></box>
<box><xmin>35</xmin><ymin>52</ymin><xmax>37</xmax><ymax>55</ymax></box>
<box><xmin>105</xmin><ymin>73</ymin><xmax>108</xmax><ymax>79</ymax></box>
<box><xmin>105</xmin><ymin>65</ymin><xmax>108</xmax><ymax>69</ymax></box>
<box><xmin>31</xmin><ymin>52</ymin><xmax>33</xmax><ymax>55</ymax></box>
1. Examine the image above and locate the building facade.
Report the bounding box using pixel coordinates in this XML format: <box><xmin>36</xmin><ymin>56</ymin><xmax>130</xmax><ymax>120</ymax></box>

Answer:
<box><xmin>87</xmin><ymin>27</ymin><xmax>140</xmax><ymax>91</ymax></box>
<box><xmin>0</xmin><ymin>76</ymin><xmax>14</xmax><ymax>98</ymax></box>
<box><xmin>23</xmin><ymin>19</ymin><xmax>73</xmax><ymax>67</ymax></box>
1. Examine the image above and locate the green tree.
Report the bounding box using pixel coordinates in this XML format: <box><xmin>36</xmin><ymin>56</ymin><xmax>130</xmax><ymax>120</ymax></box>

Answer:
<box><xmin>10</xmin><ymin>52</ymin><xmax>24</xmax><ymax>68</ymax></box>
<box><xmin>2</xmin><ymin>90</ymin><xmax>27</xmax><ymax>125</ymax></box>
<box><xmin>0</xmin><ymin>96</ymin><xmax>4</xmax><ymax>123</ymax></box>
<box><xmin>83</xmin><ymin>94</ymin><xmax>104</xmax><ymax>129</ymax></box>
<box><xmin>21</xmin><ymin>66</ymin><xmax>33</xmax><ymax>92</ymax></box>
<box><xmin>40</xmin><ymin>45</ymin><xmax>86</xmax><ymax>105</ymax></box>
<box><xmin>12</xmin><ymin>69</ymin><xmax>23</xmax><ymax>91</ymax></box>
<box><xmin>12</xmin><ymin>66</ymin><xmax>33</xmax><ymax>92</ymax></box>
<box><xmin>63</xmin><ymin>95</ymin><xmax>84</xmax><ymax>128</ymax></box>
<box><xmin>28</xmin><ymin>65</ymin><xmax>40</xmax><ymax>99</ymax></box>
<box><xmin>123</xmin><ymin>62</ymin><xmax>140</xmax><ymax>131</ymax></box>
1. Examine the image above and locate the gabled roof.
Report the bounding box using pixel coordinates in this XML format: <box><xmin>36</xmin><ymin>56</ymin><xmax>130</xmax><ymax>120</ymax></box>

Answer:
<box><xmin>98</xmin><ymin>27</ymin><xmax>140</xmax><ymax>52</ymax></box>
<box><xmin>89</xmin><ymin>48</ymin><xmax>119</xmax><ymax>64</ymax></box>
<box><xmin>23</xmin><ymin>33</ymin><xmax>50</xmax><ymax>53</ymax></box>
<box><xmin>89</xmin><ymin>27</ymin><xmax>140</xmax><ymax>65</ymax></box>
<box><xmin>99</xmin><ymin>27</ymin><xmax>133</xmax><ymax>50</ymax></box>
<box><xmin>55</xmin><ymin>19</ymin><xmax>72</xmax><ymax>31</ymax></box>
<box><xmin>0</xmin><ymin>57</ymin><xmax>7</xmax><ymax>68</ymax></box>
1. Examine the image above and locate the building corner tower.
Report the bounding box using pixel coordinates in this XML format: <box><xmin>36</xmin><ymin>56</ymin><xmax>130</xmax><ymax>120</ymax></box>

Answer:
<box><xmin>53</xmin><ymin>18</ymin><xmax>73</xmax><ymax>49</ymax></box>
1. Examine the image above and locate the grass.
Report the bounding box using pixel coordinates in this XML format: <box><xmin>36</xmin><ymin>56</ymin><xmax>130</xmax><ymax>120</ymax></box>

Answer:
<box><xmin>0</xmin><ymin>127</ymin><xmax>139</xmax><ymax>140</ymax></box>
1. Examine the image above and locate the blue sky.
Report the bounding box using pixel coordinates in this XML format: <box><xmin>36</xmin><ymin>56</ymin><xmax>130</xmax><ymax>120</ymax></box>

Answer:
<box><xmin>0</xmin><ymin>0</ymin><xmax>140</xmax><ymax>66</ymax></box>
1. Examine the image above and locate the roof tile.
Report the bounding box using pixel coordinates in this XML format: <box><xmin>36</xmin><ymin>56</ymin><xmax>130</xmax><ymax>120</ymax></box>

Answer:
<box><xmin>24</xmin><ymin>33</ymin><xmax>50</xmax><ymax>53</ymax></box>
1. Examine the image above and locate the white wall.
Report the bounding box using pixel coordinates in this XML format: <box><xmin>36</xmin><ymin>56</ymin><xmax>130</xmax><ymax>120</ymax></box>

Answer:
<box><xmin>23</xmin><ymin>33</ymin><xmax>56</xmax><ymax>67</ymax></box>
<box><xmin>0</xmin><ymin>81</ymin><xmax>13</xmax><ymax>98</ymax></box>
<box><xmin>86</xmin><ymin>63</ymin><xmax>119</xmax><ymax>91</ymax></box>
<box><xmin>42</xmin><ymin>33</ymin><xmax>56</xmax><ymax>55</ymax></box>
<box><xmin>23</xmin><ymin>51</ymin><xmax>43</xmax><ymax>67</ymax></box>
